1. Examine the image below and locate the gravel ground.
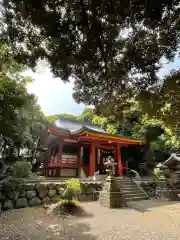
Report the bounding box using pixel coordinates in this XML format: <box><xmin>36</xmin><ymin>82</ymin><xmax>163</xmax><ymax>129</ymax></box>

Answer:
<box><xmin>1</xmin><ymin>200</ymin><xmax>180</xmax><ymax>240</ymax></box>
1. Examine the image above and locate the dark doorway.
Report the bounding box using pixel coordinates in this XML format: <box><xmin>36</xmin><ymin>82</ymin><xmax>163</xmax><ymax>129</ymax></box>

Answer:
<box><xmin>121</xmin><ymin>145</ymin><xmax>145</xmax><ymax>173</ymax></box>
<box><xmin>83</xmin><ymin>147</ymin><xmax>90</xmax><ymax>165</ymax></box>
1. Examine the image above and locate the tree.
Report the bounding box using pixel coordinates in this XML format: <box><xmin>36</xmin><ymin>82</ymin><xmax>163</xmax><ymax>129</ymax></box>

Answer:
<box><xmin>77</xmin><ymin>108</ymin><xmax>94</xmax><ymax>122</ymax></box>
<box><xmin>46</xmin><ymin>113</ymin><xmax>78</xmax><ymax>124</ymax></box>
<box><xmin>0</xmin><ymin>43</ymin><xmax>47</xmax><ymax>161</ymax></box>
<box><xmin>2</xmin><ymin>0</ymin><xmax>180</xmax><ymax>127</ymax></box>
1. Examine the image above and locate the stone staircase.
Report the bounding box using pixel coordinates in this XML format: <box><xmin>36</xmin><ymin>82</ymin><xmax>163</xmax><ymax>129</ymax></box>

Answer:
<box><xmin>115</xmin><ymin>177</ymin><xmax>149</xmax><ymax>202</ymax></box>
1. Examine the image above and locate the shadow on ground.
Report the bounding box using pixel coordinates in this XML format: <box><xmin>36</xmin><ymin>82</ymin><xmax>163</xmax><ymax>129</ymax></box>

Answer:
<box><xmin>0</xmin><ymin>207</ymin><xmax>98</xmax><ymax>240</ymax></box>
<box><xmin>127</xmin><ymin>199</ymin><xmax>180</xmax><ymax>213</ymax></box>
<box><xmin>47</xmin><ymin>221</ymin><xmax>97</xmax><ymax>240</ymax></box>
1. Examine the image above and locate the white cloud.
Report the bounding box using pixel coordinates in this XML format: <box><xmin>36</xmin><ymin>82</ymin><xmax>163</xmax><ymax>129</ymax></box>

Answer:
<box><xmin>25</xmin><ymin>68</ymin><xmax>85</xmax><ymax>116</ymax></box>
<box><xmin>25</xmin><ymin>57</ymin><xmax>180</xmax><ymax>116</ymax></box>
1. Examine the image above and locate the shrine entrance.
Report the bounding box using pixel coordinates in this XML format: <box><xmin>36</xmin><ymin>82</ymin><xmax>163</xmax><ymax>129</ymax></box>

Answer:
<box><xmin>97</xmin><ymin>149</ymin><xmax>115</xmax><ymax>174</ymax></box>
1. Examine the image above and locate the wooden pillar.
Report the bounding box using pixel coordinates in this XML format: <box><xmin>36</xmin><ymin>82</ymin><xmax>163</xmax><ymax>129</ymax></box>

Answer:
<box><xmin>116</xmin><ymin>143</ymin><xmax>123</xmax><ymax>177</ymax></box>
<box><xmin>49</xmin><ymin>146</ymin><xmax>54</xmax><ymax>166</ymax></box>
<box><xmin>89</xmin><ymin>142</ymin><xmax>96</xmax><ymax>176</ymax></box>
<box><xmin>80</xmin><ymin>147</ymin><xmax>83</xmax><ymax>164</ymax></box>
<box><xmin>97</xmin><ymin>148</ymin><xmax>101</xmax><ymax>165</ymax></box>
<box><xmin>58</xmin><ymin>137</ymin><xmax>63</xmax><ymax>163</ymax></box>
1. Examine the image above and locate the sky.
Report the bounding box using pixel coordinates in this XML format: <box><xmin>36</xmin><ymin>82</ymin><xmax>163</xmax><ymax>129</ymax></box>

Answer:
<box><xmin>26</xmin><ymin>57</ymin><xmax>180</xmax><ymax>116</ymax></box>
<box><xmin>26</xmin><ymin>65</ymin><xmax>85</xmax><ymax>116</ymax></box>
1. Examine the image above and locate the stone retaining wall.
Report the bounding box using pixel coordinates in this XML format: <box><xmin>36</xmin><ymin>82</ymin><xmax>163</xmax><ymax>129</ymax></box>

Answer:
<box><xmin>140</xmin><ymin>180</ymin><xmax>180</xmax><ymax>200</ymax></box>
<box><xmin>0</xmin><ymin>181</ymin><xmax>102</xmax><ymax>212</ymax></box>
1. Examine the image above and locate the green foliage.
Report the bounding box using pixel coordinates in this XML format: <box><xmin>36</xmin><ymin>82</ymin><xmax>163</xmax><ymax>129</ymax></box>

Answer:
<box><xmin>92</xmin><ymin>115</ymin><xmax>108</xmax><ymax>129</ymax></box>
<box><xmin>3</xmin><ymin>0</ymin><xmax>180</xmax><ymax>127</ymax></box>
<box><xmin>77</xmin><ymin>108</ymin><xmax>94</xmax><ymax>122</ymax></box>
<box><xmin>62</xmin><ymin>179</ymin><xmax>82</xmax><ymax>202</ymax></box>
<box><xmin>106</xmin><ymin>124</ymin><xmax>116</xmax><ymax>135</ymax></box>
<box><xmin>46</xmin><ymin>113</ymin><xmax>77</xmax><ymax>123</ymax></box>
<box><xmin>47</xmin><ymin>101</ymin><xmax>179</xmax><ymax>165</ymax></box>
<box><xmin>46</xmin><ymin>115</ymin><xmax>59</xmax><ymax>123</ymax></box>
<box><xmin>1</xmin><ymin>176</ymin><xmax>24</xmax><ymax>194</ymax></box>
<box><xmin>0</xmin><ymin>43</ymin><xmax>47</xmax><ymax>160</ymax></box>
<box><xmin>12</xmin><ymin>161</ymin><xmax>31</xmax><ymax>178</ymax></box>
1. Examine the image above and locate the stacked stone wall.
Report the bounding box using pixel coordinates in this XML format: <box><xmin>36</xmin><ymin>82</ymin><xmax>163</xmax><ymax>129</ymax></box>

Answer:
<box><xmin>0</xmin><ymin>181</ymin><xmax>102</xmax><ymax>212</ymax></box>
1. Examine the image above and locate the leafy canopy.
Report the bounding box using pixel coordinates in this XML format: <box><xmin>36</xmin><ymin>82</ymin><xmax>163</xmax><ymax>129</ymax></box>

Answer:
<box><xmin>0</xmin><ymin>43</ymin><xmax>47</xmax><ymax>159</ymax></box>
<box><xmin>2</xmin><ymin>0</ymin><xmax>180</xmax><ymax>126</ymax></box>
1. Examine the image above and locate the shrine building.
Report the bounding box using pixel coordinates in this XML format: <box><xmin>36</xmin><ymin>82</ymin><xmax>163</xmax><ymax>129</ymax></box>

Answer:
<box><xmin>40</xmin><ymin>117</ymin><xmax>145</xmax><ymax>178</ymax></box>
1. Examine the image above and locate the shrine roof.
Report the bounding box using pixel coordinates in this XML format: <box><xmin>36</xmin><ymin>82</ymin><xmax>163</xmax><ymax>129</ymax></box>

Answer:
<box><xmin>53</xmin><ymin>116</ymin><xmax>106</xmax><ymax>133</ymax></box>
<box><xmin>48</xmin><ymin>117</ymin><xmax>145</xmax><ymax>144</ymax></box>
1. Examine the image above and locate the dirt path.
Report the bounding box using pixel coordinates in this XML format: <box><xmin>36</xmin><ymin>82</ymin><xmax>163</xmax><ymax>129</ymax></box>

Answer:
<box><xmin>1</xmin><ymin>200</ymin><xmax>180</xmax><ymax>239</ymax></box>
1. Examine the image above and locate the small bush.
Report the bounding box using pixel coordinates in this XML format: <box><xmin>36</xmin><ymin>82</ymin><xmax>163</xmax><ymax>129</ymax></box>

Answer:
<box><xmin>12</xmin><ymin>161</ymin><xmax>31</xmax><ymax>178</ymax></box>
<box><xmin>1</xmin><ymin>176</ymin><xmax>24</xmax><ymax>194</ymax></box>
<box><xmin>62</xmin><ymin>178</ymin><xmax>82</xmax><ymax>201</ymax></box>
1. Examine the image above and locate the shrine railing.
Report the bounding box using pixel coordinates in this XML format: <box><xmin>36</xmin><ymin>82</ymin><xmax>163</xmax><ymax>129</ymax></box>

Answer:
<box><xmin>48</xmin><ymin>155</ymin><xmax>83</xmax><ymax>167</ymax></box>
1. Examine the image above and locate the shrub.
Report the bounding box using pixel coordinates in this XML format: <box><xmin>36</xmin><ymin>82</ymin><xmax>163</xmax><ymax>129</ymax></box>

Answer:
<box><xmin>1</xmin><ymin>176</ymin><xmax>24</xmax><ymax>194</ymax></box>
<box><xmin>12</xmin><ymin>161</ymin><xmax>31</xmax><ymax>178</ymax></box>
<box><xmin>62</xmin><ymin>178</ymin><xmax>82</xmax><ymax>201</ymax></box>
<box><xmin>153</xmin><ymin>167</ymin><xmax>160</xmax><ymax>179</ymax></box>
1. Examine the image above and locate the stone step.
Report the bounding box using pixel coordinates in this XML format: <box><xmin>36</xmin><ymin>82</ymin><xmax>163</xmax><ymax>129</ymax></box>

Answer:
<box><xmin>126</xmin><ymin>200</ymin><xmax>152</xmax><ymax>209</ymax></box>
<box><xmin>116</xmin><ymin>184</ymin><xmax>139</xmax><ymax>189</ymax></box>
<box><xmin>123</xmin><ymin>192</ymin><xmax>147</xmax><ymax>198</ymax></box>
<box><xmin>115</xmin><ymin>180</ymin><xmax>135</xmax><ymax>183</ymax></box>
<box><xmin>121</xmin><ymin>189</ymin><xmax>144</xmax><ymax>194</ymax></box>
<box><xmin>115</xmin><ymin>179</ymin><xmax>133</xmax><ymax>182</ymax></box>
<box><xmin>116</xmin><ymin>181</ymin><xmax>135</xmax><ymax>185</ymax></box>
<box><xmin>116</xmin><ymin>186</ymin><xmax>137</xmax><ymax>190</ymax></box>
<box><xmin>124</xmin><ymin>196</ymin><xmax>149</xmax><ymax>202</ymax></box>
<box><xmin>117</xmin><ymin>184</ymin><xmax>140</xmax><ymax>187</ymax></box>
<box><xmin>115</xmin><ymin>179</ymin><xmax>135</xmax><ymax>182</ymax></box>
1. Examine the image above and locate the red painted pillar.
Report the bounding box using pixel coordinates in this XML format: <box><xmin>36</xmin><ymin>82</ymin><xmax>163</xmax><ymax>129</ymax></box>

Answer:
<box><xmin>49</xmin><ymin>156</ymin><xmax>54</xmax><ymax>166</ymax></box>
<box><xmin>58</xmin><ymin>137</ymin><xmax>63</xmax><ymax>164</ymax></box>
<box><xmin>89</xmin><ymin>143</ymin><xmax>96</xmax><ymax>176</ymax></box>
<box><xmin>116</xmin><ymin>143</ymin><xmax>123</xmax><ymax>177</ymax></box>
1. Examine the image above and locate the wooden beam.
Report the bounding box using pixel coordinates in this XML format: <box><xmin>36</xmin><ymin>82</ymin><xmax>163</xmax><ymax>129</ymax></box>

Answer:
<box><xmin>78</xmin><ymin>136</ymin><xmax>134</xmax><ymax>146</ymax></box>
<box><xmin>48</xmin><ymin>128</ymin><xmax>70</xmax><ymax>137</ymax></box>
<box><xmin>95</xmin><ymin>144</ymin><xmax>115</xmax><ymax>150</ymax></box>
<box><xmin>78</xmin><ymin>134</ymin><xmax>144</xmax><ymax>145</ymax></box>
<box><xmin>48</xmin><ymin>163</ymin><xmax>84</xmax><ymax>168</ymax></box>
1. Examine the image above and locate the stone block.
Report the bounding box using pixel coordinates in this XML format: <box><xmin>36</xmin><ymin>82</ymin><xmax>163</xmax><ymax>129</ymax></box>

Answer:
<box><xmin>48</xmin><ymin>183</ymin><xmax>55</xmax><ymax>189</ymax></box>
<box><xmin>25</xmin><ymin>184</ymin><xmax>35</xmax><ymax>191</ymax></box>
<box><xmin>14</xmin><ymin>192</ymin><xmax>20</xmax><ymax>201</ymax></box>
<box><xmin>51</xmin><ymin>195</ymin><xmax>61</xmax><ymax>203</ymax></box>
<box><xmin>42</xmin><ymin>196</ymin><xmax>50</xmax><ymax>205</ymax></box>
<box><xmin>27</xmin><ymin>191</ymin><xmax>36</xmax><ymax>200</ymax></box>
<box><xmin>28</xmin><ymin>197</ymin><xmax>41</xmax><ymax>207</ymax></box>
<box><xmin>16</xmin><ymin>198</ymin><xmax>28</xmax><ymax>208</ymax></box>
<box><xmin>36</xmin><ymin>183</ymin><xmax>48</xmax><ymax>199</ymax></box>
<box><xmin>0</xmin><ymin>192</ymin><xmax>6</xmax><ymax>200</ymax></box>
<box><xmin>99</xmin><ymin>178</ymin><xmax>124</xmax><ymax>208</ymax></box>
<box><xmin>169</xmin><ymin>190</ymin><xmax>180</xmax><ymax>201</ymax></box>
<box><xmin>3</xmin><ymin>199</ymin><xmax>14</xmax><ymax>210</ymax></box>
<box><xmin>19</xmin><ymin>190</ymin><xmax>27</xmax><ymax>198</ymax></box>
<box><xmin>54</xmin><ymin>183</ymin><xmax>64</xmax><ymax>190</ymax></box>
<box><xmin>7</xmin><ymin>192</ymin><xmax>14</xmax><ymax>200</ymax></box>
<box><xmin>48</xmin><ymin>189</ymin><xmax>57</xmax><ymax>198</ymax></box>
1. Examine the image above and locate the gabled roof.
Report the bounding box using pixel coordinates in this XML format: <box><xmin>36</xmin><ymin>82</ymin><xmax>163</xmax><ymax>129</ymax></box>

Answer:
<box><xmin>54</xmin><ymin>116</ymin><xmax>106</xmax><ymax>133</ymax></box>
<box><xmin>48</xmin><ymin>117</ymin><xmax>145</xmax><ymax>145</ymax></box>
